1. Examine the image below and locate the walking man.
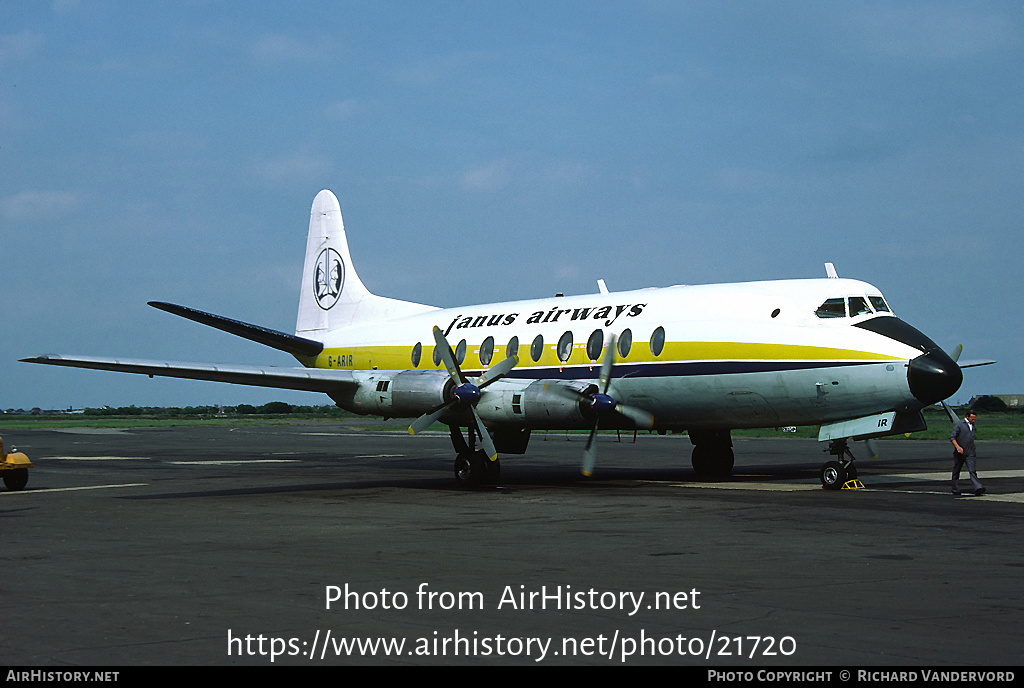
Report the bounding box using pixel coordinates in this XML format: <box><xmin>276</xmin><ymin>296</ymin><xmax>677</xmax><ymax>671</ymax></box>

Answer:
<box><xmin>951</xmin><ymin>410</ymin><xmax>985</xmax><ymax>496</ymax></box>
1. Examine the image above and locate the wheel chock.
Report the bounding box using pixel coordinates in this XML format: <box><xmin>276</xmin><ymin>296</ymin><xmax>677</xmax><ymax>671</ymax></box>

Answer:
<box><xmin>841</xmin><ymin>479</ymin><xmax>865</xmax><ymax>490</ymax></box>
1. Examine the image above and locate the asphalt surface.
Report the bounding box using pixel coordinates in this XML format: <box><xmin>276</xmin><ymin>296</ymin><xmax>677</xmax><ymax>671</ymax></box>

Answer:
<box><xmin>1</xmin><ymin>423</ymin><xmax>1021</xmax><ymax>666</ymax></box>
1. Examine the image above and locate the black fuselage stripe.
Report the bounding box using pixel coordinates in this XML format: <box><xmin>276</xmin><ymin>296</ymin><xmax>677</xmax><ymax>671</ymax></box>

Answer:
<box><xmin>461</xmin><ymin>360</ymin><xmax>882</xmax><ymax>381</ymax></box>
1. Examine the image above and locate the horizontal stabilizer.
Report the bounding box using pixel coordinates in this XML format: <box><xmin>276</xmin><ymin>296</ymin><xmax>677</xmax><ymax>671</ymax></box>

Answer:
<box><xmin>958</xmin><ymin>359</ymin><xmax>996</xmax><ymax>369</ymax></box>
<box><xmin>149</xmin><ymin>302</ymin><xmax>323</xmax><ymax>358</ymax></box>
<box><xmin>20</xmin><ymin>355</ymin><xmax>355</xmax><ymax>394</ymax></box>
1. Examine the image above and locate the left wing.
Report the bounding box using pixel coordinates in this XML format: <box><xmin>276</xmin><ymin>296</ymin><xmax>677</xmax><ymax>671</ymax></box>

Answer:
<box><xmin>20</xmin><ymin>354</ymin><xmax>356</xmax><ymax>393</ymax></box>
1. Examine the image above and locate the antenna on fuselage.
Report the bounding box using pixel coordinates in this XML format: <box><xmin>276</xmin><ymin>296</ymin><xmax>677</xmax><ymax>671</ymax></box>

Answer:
<box><xmin>824</xmin><ymin>262</ymin><xmax>839</xmax><ymax>279</ymax></box>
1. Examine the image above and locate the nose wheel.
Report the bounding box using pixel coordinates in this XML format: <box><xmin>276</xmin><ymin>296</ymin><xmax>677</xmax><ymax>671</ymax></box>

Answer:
<box><xmin>820</xmin><ymin>439</ymin><xmax>858</xmax><ymax>490</ymax></box>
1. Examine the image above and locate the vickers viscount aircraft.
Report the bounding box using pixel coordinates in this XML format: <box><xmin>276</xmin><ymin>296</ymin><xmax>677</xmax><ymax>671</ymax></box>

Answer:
<box><xmin>22</xmin><ymin>190</ymin><xmax>993</xmax><ymax>488</ymax></box>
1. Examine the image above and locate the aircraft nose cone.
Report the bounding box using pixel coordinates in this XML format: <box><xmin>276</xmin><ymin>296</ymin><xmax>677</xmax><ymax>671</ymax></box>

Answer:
<box><xmin>907</xmin><ymin>349</ymin><xmax>962</xmax><ymax>406</ymax></box>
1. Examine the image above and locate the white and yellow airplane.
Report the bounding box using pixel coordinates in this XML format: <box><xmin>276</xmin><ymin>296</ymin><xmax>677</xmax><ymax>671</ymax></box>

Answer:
<box><xmin>22</xmin><ymin>190</ymin><xmax>992</xmax><ymax>488</ymax></box>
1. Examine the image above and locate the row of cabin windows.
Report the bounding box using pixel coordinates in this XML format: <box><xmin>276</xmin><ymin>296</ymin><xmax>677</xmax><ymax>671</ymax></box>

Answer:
<box><xmin>409</xmin><ymin>326</ymin><xmax>667</xmax><ymax>368</ymax></box>
<box><xmin>814</xmin><ymin>295</ymin><xmax>891</xmax><ymax>319</ymax></box>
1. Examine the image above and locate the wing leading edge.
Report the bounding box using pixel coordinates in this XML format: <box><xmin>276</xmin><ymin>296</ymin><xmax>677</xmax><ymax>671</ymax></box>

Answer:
<box><xmin>20</xmin><ymin>354</ymin><xmax>357</xmax><ymax>394</ymax></box>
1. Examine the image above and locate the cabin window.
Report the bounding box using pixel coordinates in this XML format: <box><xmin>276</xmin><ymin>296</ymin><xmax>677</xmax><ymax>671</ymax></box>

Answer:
<box><xmin>531</xmin><ymin>334</ymin><xmax>544</xmax><ymax>362</ymax></box>
<box><xmin>849</xmin><ymin>296</ymin><xmax>872</xmax><ymax>316</ymax></box>
<box><xmin>432</xmin><ymin>345</ymin><xmax>442</xmax><ymax>366</ymax></box>
<box><xmin>586</xmin><ymin>329</ymin><xmax>604</xmax><ymax>361</ymax></box>
<box><xmin>869</xmin><ymin>296</ymin><xmax>891</xmax><ymax>313</ymax></box>
<box><xmin>557</xmin><ymin>331</ymin><xmax>573</xmax><ymax>363</ymax></box>
<box><xmin>815</xmin><ymin>298</ymin><xmax>846</xmax><ymax>318</ymax></box>
<box><xmin>411</xmin><ymin>342</ymin><xmax>422</xmax><ymax>368</ymax></box>
<box><xmin>506</xmin><ymin>336</ymin><xmax>519</xmax><ymax>360</ymax></box>
<box><xmin>618</xmin><ymin>328</ymin><xmax>632</xmax><ymax>358</ymax></box>
<box><xmin>650</xmin><ymin>326</ymin><xmax>666</xmax><ymax>357</ymax></box>
<box><xmin>455</xmin><ymin>339</ymin><xmax>467</xmax><ymax>365</ymax></box>
<box><xmin>480</xmin><ymin>336</ymin><xmax>494</xmax><ymax>367</ymax></box>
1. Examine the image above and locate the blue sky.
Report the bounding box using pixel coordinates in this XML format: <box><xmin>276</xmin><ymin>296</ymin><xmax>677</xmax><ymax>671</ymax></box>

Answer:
<box><xmin>2</xmin><ymin>1</ymin><xmax>1021</xmax><ymax>410</ymax></box>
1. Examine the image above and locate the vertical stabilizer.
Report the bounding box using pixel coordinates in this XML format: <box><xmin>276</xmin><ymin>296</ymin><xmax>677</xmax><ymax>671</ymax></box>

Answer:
<box><xmin>296</xmin><ymin>190</ymin><xmax>436</xmax><ymax>336</ymax></box>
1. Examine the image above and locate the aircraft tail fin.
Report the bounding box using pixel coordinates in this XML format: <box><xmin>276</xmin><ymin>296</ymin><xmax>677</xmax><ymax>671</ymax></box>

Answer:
<box><xmin>296</xmin><ymin>190</ymin><xmax>437</xmax><ymax>335</ymax></box>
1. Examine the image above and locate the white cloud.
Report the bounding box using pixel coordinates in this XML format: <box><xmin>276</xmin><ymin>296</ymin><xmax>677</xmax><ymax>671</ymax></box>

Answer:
<box><xmin>0</xmin><ymin>30</ymin><xmax>43</xmax><ymax>67</ymax></box>
<box><xmin>391</xmin><ymin>51</ymin><xmax>494</xmax><ymax>86</ymax></box>
<box><xmin>842</xmin><ymin>6</ymin><xmax>1016</xmax><ymax>62</ymax></box>
<box><xmin>460</xmin><ymin>158</ymin><xmax>514</xmax><ymax>192</ymax></box>
<box><xmin>248</xmin><ymin>33</ymin><xmax>337</xmax><ymax>65</ymax></box>
<box><xmin>1</xmin><ymin>190</ymin><xmax>85</xmax><ymax>220</ymax></box>
<box><xmin>251</xmin><ymin>153</ymin><xmax>332</xmax><ymax>184</ymax></box>
<box><xmin>324</xmin><ymin>98</ymin><xmax>370</xmax><ymax>120</ymax></box>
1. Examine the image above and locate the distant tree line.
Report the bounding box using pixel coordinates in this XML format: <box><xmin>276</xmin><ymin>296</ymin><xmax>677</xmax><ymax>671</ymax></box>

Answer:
<box><xmin>79</xmin><ymin>403</ymin><xmax>350</xmax><ymax>417</ymax></box>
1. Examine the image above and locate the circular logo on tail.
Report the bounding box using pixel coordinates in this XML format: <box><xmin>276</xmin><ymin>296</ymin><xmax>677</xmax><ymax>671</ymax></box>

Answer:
<box><xmin>314</xmin><ymin>248</ymin><xmax>344</xmax><ymax>310</ymax></box>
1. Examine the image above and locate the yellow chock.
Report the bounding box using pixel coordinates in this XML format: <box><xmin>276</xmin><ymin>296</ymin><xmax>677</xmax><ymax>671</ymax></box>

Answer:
<box><xmin>841</xmin><ymin>479</ymin><xmax>865</xmax><ymax>490</ymax></box>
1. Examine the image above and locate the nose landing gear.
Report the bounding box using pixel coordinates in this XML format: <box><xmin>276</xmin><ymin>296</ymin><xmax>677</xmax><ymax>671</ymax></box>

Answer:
<box><xmin>821</xmin><ymin>439</ymin><xmax>861</xmax><ymax>490</ymax></box>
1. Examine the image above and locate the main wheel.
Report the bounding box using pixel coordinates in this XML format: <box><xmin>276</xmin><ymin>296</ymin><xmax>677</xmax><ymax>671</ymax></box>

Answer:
<box><xmin>482</xmin><ymin>455</ymin><xmax>501</xmax><ymax>484</ymax></box>
<box><xmin>691</xmin><ymin>445</ymin><xmax>734</xmax><ymax>480</ymax></box>
<box><xmin>820</xmin><ymin>461</ymin><xmax>846</xmax><ymax>490</ymax></box>
<box><xmin>454</xmin><ymin>451</ymin><xmax>489</xmax><ymax>486</ymax></box>
<box><xmin>3</xmin><ymin>468</ymin><xmax>28</xmax><ymax>491</ymax></box>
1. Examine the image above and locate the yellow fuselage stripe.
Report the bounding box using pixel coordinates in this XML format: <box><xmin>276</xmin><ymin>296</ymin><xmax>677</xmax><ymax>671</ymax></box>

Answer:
<box><xmin>310</xmin><ymin>341</ymin><xmax>903</xmax><ymax>372</ymax></box>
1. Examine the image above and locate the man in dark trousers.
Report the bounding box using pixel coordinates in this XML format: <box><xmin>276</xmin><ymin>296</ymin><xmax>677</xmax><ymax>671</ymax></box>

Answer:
<box><xmin>951</xmin><ymin>410</ymin><xmax>985</xmax><ymax>496</ymax></box>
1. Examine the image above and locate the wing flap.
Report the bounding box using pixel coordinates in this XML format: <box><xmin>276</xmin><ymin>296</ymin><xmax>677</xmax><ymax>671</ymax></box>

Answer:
<box><xmin>20</xmin><ymin>355</ymin><xmax>356</xmax><ymax>393</ymax></box>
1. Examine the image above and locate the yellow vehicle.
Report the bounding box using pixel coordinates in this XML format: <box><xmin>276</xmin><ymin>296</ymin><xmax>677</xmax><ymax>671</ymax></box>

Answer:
<box><xmin>1</xmin><ymin>435</ymin><xmax>32</xmax><ymax>491</ymax></box>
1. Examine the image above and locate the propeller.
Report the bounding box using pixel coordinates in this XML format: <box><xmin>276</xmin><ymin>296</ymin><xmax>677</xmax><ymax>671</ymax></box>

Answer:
<box><xmin>408</xmin><ymin>327</ymin><xmax>518</xmax><ymax>461</ymax></box>
<box><xmin>862</xmin><ymin>344</ymin><xmax>965</xmax><ymax>460</ymax></box>
<box><xmin>545</xmin><ymin>334</ymin><xmax>654</xmax><ymax>476</ymax></box>
<box><xmin>940</xmin><ymin>344</ymin><xmax>964</xmax><ymax>424</ymax></box>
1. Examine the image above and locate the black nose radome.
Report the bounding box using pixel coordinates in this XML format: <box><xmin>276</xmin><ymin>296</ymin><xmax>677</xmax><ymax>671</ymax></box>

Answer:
<box><xmin>908</xmin><ymin>349</ymin><xmax>963</xmax><ymax>406</ymax></box>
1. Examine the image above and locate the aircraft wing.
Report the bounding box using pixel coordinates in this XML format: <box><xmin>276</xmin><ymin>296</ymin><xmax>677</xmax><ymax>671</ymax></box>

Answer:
<box><xmin>20</xmin><ymin>355</ymin><xmax>357</xmax><ymax>394</ymax></box>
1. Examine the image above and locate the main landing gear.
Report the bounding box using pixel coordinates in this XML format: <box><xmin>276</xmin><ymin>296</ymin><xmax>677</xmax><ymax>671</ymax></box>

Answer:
<box><xmin>689</xmin><ymin>429</ymin><xmax>734</xmax><ymax>480</ymax></box>
<box><xmin>820</xmin><ymin>439</ymin><xmax>859</xmax><ymax>490</ymax></box>
<box><xmin>450</xmin><ymin>426</ymin><xmax>500</xmax><ymax>487</ymax></box>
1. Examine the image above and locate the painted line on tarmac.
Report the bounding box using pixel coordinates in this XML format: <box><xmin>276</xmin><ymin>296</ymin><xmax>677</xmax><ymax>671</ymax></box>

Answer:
<box><xmin>666</xmin><ymin>469</ymin><xmax>1024</xmax><ymax>503</ymax></box>
<box><xmin>40</xmin><ymin>456</ymin><xmax>152</xmax><ymax>461</ymax></box>
<box><xmin>1</xmin><ymin>483</ymin><xmax>147</xmax><ymax>495</ymax></box>
<box><xmin>167</xmin><ymin>460</ymin><xmax>301</xmax><ymax>465</ymax></box>
<box><xmin>675</xmin><ymin>481</ymin><xmax>821</xmax><ymax>492</ymax></box>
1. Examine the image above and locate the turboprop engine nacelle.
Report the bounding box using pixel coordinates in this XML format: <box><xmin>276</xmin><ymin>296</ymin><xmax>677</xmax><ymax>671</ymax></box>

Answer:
<box><xmin>470</xmin><ymin>380</ymin><xmax>600</xmax><ymax>430</ymax></box>
<box><xmin>334</xmin><ymin>370</ymin><xmax>455</xmax><ymax>417</ymax></box>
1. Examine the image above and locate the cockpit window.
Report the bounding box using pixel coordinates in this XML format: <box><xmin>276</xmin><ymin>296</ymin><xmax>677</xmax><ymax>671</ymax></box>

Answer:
<box><xmin>848</xmin><ymin>296</ymin><xmax>872</xmax><ymax>316</ymax></box>
<box><xmin>869</xmin><ymin>296</ymin><xmax>890</xmax><ymax>313</ymax></box>
<box><xmin>815</xmin><ymin>298</ymin><xmax>846</xmax><ymax>318</ymax></box>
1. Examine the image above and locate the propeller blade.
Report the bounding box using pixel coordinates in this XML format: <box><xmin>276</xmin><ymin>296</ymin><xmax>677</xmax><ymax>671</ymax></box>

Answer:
<box><xmin>614</xmin><ymin>403</ymin><xmax>655</xmax><ymax>430</ymax></box>
<box><xmin>948</xmin><ymin>344</ymin><xmax>963</xmax><ymax>363</ymax></box>
<box><xmin>599</xmin><ymin>334</ymin><xmax>617</xmax><ymax>394</ymax></box>
<box><xmin>582</xmin><ymin>420</ymin><xmax>599</xmax><ymax>476</ymax></box>
<box><xmin>471</xmin><ymin>408</ymin><xmax>498</xmax><ymax>461</ymax></box>
<box><xmin>941</xmin><ymin>400</ymin><xmax>960</xmax><ymax>424</ymax></box>
<box><xmin>432</xmin><ymin>326</ymin><xmax>465</xmax><ymax>385</ymax></box>
<box><xmin>864</xmin><ymin>438</ymin><xmax>879</xmax><ymax>461</ymax></box>
<box><xmin>476</xmin><ymin>354</ymin><xmax>518</xmax><ymax>388</ymax></box>
<box><xmin>409</xmin><ymin>403</ymin><xmax>452</xmax><ymax>435</ymax></box>
<box><xmin>543</xmin><ymin>380</ymin><xmax>590</xmax><ymax>403</ymax></box>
